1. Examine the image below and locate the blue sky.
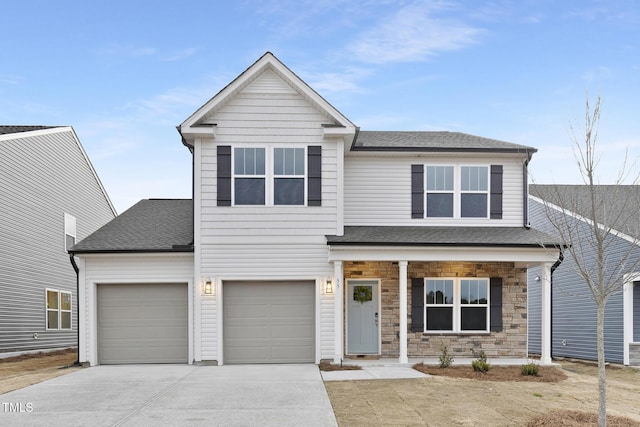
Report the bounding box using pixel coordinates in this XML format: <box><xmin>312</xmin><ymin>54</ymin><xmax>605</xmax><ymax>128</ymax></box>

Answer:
<box><xmin>2</xmin><ymin>0</ymin><xmax>639</xmax><ymax>213</ymax></box>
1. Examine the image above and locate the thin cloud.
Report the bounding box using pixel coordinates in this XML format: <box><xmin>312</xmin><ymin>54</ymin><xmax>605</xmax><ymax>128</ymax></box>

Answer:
<box><xmin>160</xmin><ymin>48</ymin><xmax>199</xmax><ymax>62</ymax></box>
<box><xmin>348</xmin><ymin>2</ymin><xmax>485</xmax><ymax>64</ymax></box>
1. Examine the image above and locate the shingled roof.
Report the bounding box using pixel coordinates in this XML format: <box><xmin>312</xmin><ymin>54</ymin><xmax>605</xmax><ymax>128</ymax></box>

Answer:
<box><xmin>0</xmin><ymin>125</ymin><xmax>59</xmax><ymax>135</ymax></box>
<box><xmin>530</xmin><ymin>184</ymin><xmax>640</xmax><ymax>240</ymax></box>
<box><xmin>326</xmin><ymin>226</ymin><xmax>560</xmax><ymax>247</ymax></box>
<box><xmin>70</xmin><ymin>199</ymin><xmax>193</xmax><ymax>253</ymax></box>
<box><xmin>352</xmin><ymin>130</ymin><xmax>536</xmax><ymax>154</ymax></box>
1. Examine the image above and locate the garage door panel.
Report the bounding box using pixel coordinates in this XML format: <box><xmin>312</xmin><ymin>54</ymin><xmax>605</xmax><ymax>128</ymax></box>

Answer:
<box><xmin>224</xmin><ymin>281</ymin><xmax>314</xmax><ymax>364</ymax></box>
<box><xmin>98</xmin><ymin>283</ymin><xmax>188</xmax><ymax>364</ymax></box>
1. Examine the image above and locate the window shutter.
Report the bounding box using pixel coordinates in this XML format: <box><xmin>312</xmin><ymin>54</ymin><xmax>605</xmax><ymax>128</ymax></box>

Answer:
<box><xmin>411</xmin><ymin>165</ymin><xmax>424</xmax><ymax>218</ymax></box>
<box><xmin>217</xmin><ymin>145</ymin><xmax>232</xmax><ymax>206</ymax></box>
<box><xmin>411</xmin><ymin>278</ymin><xmax>424</xmax><ymax>332</ymax></box>
<box><xmin>490</xmin><ymin>277</ymin><xmax>503</xmax><ymax>332</ymax></box>
<box><xmin>307</xmin><ymin>146</ymin><xmax>322</xmax><ymax>206</ymax></box>
<box><xmin>490</xmin><ymin>165</ymin><xmax>503</xmax><ymax>219</ymax></box>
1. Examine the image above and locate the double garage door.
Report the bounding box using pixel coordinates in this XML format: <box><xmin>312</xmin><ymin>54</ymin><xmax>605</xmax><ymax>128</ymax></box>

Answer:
<box><xmin>223</xmin><ymin>281</ymin><xmax>315</xmax><ymax>364</ymax></box>
<box><xmin>98</xmin><ymin>283</ymin><xmax>188</xmax><ymax>364</ymax></box>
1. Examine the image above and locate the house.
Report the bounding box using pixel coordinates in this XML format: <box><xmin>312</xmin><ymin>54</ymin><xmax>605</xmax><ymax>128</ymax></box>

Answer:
<box><xmin>528</xmin><ymin>184</ymin><xmax>640</xmax><ymax>366</ymax></box>
<box><xmin>0</xmin><ymin>126</ymin><xmax>116</xmax><ymax>355</ymax></box>
<box><xmin>70</xmin><ymin>52</ymin><xmax>561</xmax><ymax>366</ymax></box>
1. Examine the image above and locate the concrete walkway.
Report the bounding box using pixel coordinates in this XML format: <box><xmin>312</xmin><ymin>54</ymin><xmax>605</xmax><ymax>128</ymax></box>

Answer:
<box><xmin>0</xmin><ymin>364</ymin><xmax>336</xmax><ymax>427</ymax></box>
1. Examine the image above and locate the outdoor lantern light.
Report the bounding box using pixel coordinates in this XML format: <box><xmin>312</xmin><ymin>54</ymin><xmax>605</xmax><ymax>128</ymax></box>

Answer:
<box><xmin>204</xmin><ymin>278</ymin><xmax>214</xmax><ymax>295</ymax></box>
<box><xmin>325</xmin><ymin>278</ymin><xmax>334</xmax><ymax>294</ymax></box>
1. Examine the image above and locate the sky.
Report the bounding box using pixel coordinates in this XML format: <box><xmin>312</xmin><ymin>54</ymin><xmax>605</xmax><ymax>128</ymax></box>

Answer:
<box><xmin>2</xmin><ymin>0</ymin><xmax>640</xmax><ymax>213</ymax></box>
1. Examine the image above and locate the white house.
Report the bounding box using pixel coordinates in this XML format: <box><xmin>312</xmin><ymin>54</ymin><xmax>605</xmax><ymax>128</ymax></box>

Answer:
<box><xmin>71</xmin><ymin>52</ymin><xmax>561</xmax><ymax>366</ymax></box>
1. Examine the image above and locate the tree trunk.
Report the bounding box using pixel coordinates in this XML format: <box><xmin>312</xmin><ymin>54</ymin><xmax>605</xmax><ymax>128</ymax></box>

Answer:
<box><xmin>597</xmin><ymin>301</ymin><xmax>607</xmax><ymax>426</ymax></box>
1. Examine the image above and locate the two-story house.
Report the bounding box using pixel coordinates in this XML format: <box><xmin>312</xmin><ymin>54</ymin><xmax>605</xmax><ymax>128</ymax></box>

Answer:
<box><xmin>71</xmin><ymin>52</ymin><xmax>561</xmax><ymax>366</ymax></box>
<box><xmin>1</xmin><ymin>126</ymin><xmax>116</xmax><ymax>355</ymax></box>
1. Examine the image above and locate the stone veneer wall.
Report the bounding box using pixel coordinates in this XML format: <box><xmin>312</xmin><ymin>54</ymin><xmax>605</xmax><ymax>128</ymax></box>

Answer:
<box><xmin>343</xmin><ymin>261</ymin><xmax>528</xmax><ymax>359</ymax></box>
<box><xmin>630</xmin><ymin>343</ymin><xmax>640</xmax><ymax>366</ymax></box>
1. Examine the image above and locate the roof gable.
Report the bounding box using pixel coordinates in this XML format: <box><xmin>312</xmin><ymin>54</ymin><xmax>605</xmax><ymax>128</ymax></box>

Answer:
<box><xmin>0</xmin><ymin>125</ymin><xmax>60</xmax><ymax>137</ymax></box>
<box><xmin>179</xmin><ymin>52</ymin><xmax>356</xmax><ymax>144</ymax></box>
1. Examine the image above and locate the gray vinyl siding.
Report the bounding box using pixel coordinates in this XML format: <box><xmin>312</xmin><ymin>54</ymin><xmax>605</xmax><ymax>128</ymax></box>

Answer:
<box><xmin>635</xmin><ymin>283</ymin><xmax>640</xmax><ymax>342</ymax></box>
<box><xmin>0</xmin><ymin>128</ymin><xmax>115</xmax><ymax>353</ymax></box>
<box><xmin>528</xmin><ymin>198</ymin><xmax>640</xmax><ymax>364</ymax></box>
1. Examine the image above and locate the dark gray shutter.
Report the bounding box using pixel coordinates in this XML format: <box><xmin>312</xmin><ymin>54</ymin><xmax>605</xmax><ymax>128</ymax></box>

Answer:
<box><xmin>411</xmin><ymin>165</ymin><xmax>424</xmax><ymax>218</ymax></box>
<box><xmin>308</xmin><ymin>146</ymin><xmax>321</xmax><ymax>206</ymax></box>
<box><xmin>490</xmin><ymin>165</ymin><xmax>503</xmax><ymax>219</ymax></box>
<box><xmin>217</xmin><ymin>145</ymin><xmax>232</xmax><ymax>206</ymax></box>
<box><xmin>490</xmin><ymin>277</ymin><xmax>503</xmax><ymax>332</ymax></box>
<box><xmin>411</xmin><ymin>278</ymin><xmax>424</xmax><ymax>332</ymax></box>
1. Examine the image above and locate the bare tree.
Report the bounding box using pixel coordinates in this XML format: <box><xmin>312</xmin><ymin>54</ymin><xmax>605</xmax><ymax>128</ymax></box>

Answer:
<box><xmin>535</xmin><ymin>96</ymin><xmax>640</xmax><ymax>426</ymax></box>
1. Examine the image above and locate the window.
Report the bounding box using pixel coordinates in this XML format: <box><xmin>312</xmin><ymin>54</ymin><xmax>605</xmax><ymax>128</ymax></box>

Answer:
<box><xmin>424</xmin><ymin>165</ymin><xmax>489</xmax><ymax>218</ymax></box>
<box><xmin>46</xmin><ymin>289</ymin><xmax>72</xmax><ymax>330</ymax></box>
<box><xmin>234</xmin><ymin>147</ymin><xmax>266</xmax><ymax>205</ymax></box>
<box><xmin>232</xmin><ymin>146</ymin><xmax>306</xmax><ymax>206</ymax></box>
<box><xmin>64</xmin><ymin>213</ymin><xmax>76</xmax><ymax>251</ymax></box>
<box><xmin>460</xmin><ymin>166</ymin><xmax>488</xmax><ymax>218</ymax></box>
<box><xmin>424</xmin><ymin>278</ymin><xmax>489</xmax><ymax>332</ymax></box>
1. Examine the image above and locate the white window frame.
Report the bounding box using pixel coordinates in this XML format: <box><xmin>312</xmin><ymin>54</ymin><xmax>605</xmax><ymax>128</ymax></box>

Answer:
<box><xmin>46</xmin><ymin>289</ymin><xmax>72</xmax><ymax>331</ymax></box>
<box><xmin>424</xmin><ymin>277</ymin><xmax>490</xmax><ymax>333</ymax></box>
<box><xmin>231</xmin><ymin>145</ymin><xmax>308</xmax><ymax>207</ymax></box>
<box><xmin>64</xmin><ymin>213</ymin><xmax>76</xmax><ymax>251</ymax></box>
<box><xmin>424</xmin><ymin>164</ymin><xmax>490</xmax><ymax>219</ymax></box>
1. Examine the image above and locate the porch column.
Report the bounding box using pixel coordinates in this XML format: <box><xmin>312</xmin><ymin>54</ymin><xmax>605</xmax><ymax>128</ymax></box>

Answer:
<box><xmin>399</xmin><ymin>261</ymin><xmax>408</xmax><ymax>364</ymax></box>
<box><xmin>540</xmin><ymin>262</ymin><xmax>552</xmax><ymax>365</ymax></box>
<box><xmin>334</xmin><ymin>261</ymin><xmax>343</xmax><ymax>364</ymax></box>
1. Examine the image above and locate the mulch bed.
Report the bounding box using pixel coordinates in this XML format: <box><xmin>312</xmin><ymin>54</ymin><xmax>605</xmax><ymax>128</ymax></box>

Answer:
<box><xmin>319</xmin><ymin>361</ymin><xmax>362</xmax><ymax>371</ymax></box>
<box><xmin>527</xmin><ymin>410</ymin><xmax>640</xmax><ymax>426</ymax></box>
<box><xmin>413</xmin><ymin>363</ymin><xmax>568</xmax><ymax>382</ymax></box>
<box><xmin>0</xmin><ymin>348</ymin><xmax>76</xmax><ymax>364</ymax></box>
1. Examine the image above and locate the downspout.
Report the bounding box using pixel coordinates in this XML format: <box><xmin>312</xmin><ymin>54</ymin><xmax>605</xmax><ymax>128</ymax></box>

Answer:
<box><xmin>549</xmin><ymin>249</ymin><xmax>565</xmax><ymax>360</ymax></box>
<box><xmin>68</xmin><ymin>253</ymin><xmax>81</xmax><ymax>366</ymax></box>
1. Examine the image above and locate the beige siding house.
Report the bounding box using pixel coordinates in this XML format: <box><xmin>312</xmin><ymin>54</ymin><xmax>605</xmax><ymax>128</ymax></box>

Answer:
<box><xmin>72</xmin><ymin>52</ymin><xmax>561</xmax><ymax>366</ymax></box>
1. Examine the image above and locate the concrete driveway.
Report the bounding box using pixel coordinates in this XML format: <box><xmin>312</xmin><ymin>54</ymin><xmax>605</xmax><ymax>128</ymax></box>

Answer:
<box><xmin>0</xmin><ymin>364</ymin><xmax>337</xmax><ymax>426</ymax></box>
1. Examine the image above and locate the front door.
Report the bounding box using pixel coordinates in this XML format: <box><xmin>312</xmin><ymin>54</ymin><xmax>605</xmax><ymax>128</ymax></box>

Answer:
<box><xmin>347</xmin><ymin>280</ymin><xmax>379</xmax><ymax>354</ymax></box>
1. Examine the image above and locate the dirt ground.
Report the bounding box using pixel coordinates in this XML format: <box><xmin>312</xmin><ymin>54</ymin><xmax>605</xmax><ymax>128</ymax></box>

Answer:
<box><xmin>2</xmin><ymin>350</ymin><xmax>639</xmax><ymax>426</ymax></box>
<box><xmin>325</xmin><ymin>361</ymin><xmax>640</xmax><ymax>426</ymax></box>
<box><xmin>0</xmin><ymin>348</ymin><xmax>79</xmax><ymax>395</ymax></box>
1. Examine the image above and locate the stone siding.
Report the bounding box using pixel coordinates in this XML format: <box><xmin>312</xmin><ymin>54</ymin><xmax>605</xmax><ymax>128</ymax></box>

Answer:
<box><xmin>630</xmin><ymin>343</ymin><xmax>640</xmax><ymax>366</ymax></box>
<box><xmin>343</xmin><ymin>261</ymin><xmax>528</xmax><ymax>359</ymax></box>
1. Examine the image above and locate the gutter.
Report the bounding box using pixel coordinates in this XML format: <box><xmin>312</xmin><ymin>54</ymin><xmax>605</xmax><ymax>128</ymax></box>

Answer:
<box><xmin>68</xmin><ymin>253</ymin><xmax>81</xmax><ymax>367</ymax></box>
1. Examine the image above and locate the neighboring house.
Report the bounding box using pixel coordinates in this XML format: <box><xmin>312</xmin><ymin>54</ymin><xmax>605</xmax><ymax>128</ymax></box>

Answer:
<box><xmin>0</xmin><ymin>126</ymin><xmax>116</xmax><ymax>354</ymax></box>
<box><xmin>528</xmin><ymin>185</ymin><xmax>640</xmax><ymax>366</ymax></box>
<box><xmin>70</xmin><ymin>52</ymin><xmax>561</xmax><ymax>366</ymax></box>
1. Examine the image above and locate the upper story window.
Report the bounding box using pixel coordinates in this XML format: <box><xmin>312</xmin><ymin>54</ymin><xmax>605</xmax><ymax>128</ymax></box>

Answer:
<box><xmin>232</xmin><ymin>146</ymin><xmax>306</xmax><ymax>206</ymax></box>
<box><xmin>64</xmin><ymin>213</ymin><xmax>76</xmax><ymax>251</ymax></box>
<box><xmin>424</xmin><ymin>165</ymin><xmax>489</xmax><ymax>218</ymax></box>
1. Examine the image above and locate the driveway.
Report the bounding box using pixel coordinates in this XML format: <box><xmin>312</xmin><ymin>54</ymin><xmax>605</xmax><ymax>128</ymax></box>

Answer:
<box><xmin>0</xmin><ymin>364</ymin><xmax>337</xmax><ymax>426</ymax></box>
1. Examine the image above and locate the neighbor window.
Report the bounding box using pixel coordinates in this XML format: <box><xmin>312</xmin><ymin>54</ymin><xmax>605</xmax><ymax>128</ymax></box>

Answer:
<box><xmin>424</xmin><ymin>165</ymin><xmax>489</xmax><ymax>218</ymax></box>
<box><xmin>424</xmin><ymin>278</ymin><xmax>489</xmax><ymax>332</ymax></box>
<box><xmin>46</xmin><ymin>289</ymin><xmax>72</xmax><ymax>330</ymax></box>
<box><xmin>233</xmin><ymin>146</ymin><xmax>306</xmax><ymax>206</ymax></box>
<box><xmin>64</xmin><ymin>213</ymin><xmax>76</xmax><ymax>251</ymax></box>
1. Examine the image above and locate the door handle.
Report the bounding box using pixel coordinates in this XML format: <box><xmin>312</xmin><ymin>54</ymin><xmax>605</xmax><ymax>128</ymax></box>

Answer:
<box><xmin>374</xmin><ymin>312</ymin><xmax>378</xmax><ymax>326</ymax></box>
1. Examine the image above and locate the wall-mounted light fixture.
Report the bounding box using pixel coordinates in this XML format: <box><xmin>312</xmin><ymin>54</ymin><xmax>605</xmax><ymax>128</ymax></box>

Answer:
<box><xmin>534</xmin><ymin>275</ymin><xmax>541</xmax><ymax>283</ymax></box>
<box><xmin>204</xmin><ymin>277</ymin><xmax>214</xmax><ymax>295</ymax></box>
<box><xmin>325</xmin><ymin>278</ymin><xmax>334</xmax><ymax>294</ymax></box>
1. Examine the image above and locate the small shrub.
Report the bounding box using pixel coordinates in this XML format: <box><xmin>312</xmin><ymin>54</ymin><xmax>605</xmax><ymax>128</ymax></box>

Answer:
<box><xmin>439</xmin><ymin>344</ymin><xmax>454</xmax><ymax>368</ymax></box>
<box><xmin>521</xmin><ymin>362</ymin><xmax>539</xmax><ymax>376</ymax></box>
<box><xmin>471</xmin><ymin>352</ymin><xmax>491</xmax><ymax>373</ymax></box>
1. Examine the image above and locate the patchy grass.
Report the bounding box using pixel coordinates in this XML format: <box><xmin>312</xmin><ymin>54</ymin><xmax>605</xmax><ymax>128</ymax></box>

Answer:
<box><xmin>413</xmin><ymin>363</ymin><xmax>568</xmax><ymax>382</ymax></box>
<box><xmin>527</xmin><ymin>410</ymin><xmax>640</xmax><ymax>426</ymax></box>
<box><xmin>318</xmin><ymin>361</ymin><xmax>362</xmax><ymax>371</ymax></box>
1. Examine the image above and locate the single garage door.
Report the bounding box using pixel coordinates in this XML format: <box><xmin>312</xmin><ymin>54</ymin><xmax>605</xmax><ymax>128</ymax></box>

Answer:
<box><xmin>224</xmin><ymin>281</ymin><xmax>314</xmax><ymax>364</ymax></box>
<box><xmin>98</xmin><ymin>283</ymin><xmax>188</xmax><ymax>364</ymax></box>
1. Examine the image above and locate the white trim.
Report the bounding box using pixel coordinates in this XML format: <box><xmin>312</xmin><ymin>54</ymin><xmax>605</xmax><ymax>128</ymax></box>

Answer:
<box><xmin>398</xmin><ymin>261</ymin><xmax>408</xmax><ymax>363</ymax></box>
<box><xmin>193</xmin><ymin>138</ymin><xmax>204</xmax><ymax>363</ymax></box>
<box><xmin>623</xmin><ymin>272</ymin><xmax>640</xmax><ymax>365</ymax></box>
<box><xmin>345</xmin><ymin>279</ymin><xmax>381</xmax><ymax>356</ymax></box>
<box><xmin>315</xmin><ymin>278</ymin><xmax>322</xmax><ymax>364</ymax></box>
<box><xmin>216</xmin><ymin>279</ymin><xmax>224</xmax><ymax>365</ymax></box>
<box><xmin>334</xmin><ymin>261</ymin><xmax>343</xmax><ymax>364</ymax></box>
<box><xmin>540</xmin><ymin>262</ymin><xmax>552</xmax><ymax>365</ymax></box>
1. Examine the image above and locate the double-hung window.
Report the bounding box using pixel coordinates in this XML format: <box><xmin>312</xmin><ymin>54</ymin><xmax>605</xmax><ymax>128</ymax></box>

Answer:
<box><xmin>46</xmin><ymin>289</ymin><xmax>72</xmax><ymax>330</ymax></box>
<box><xmin>424</xmin><ymin>165</ymin><xmax>489</xmax><ymax>218</ymax></box>
<box><xmin>424</xmin><ymin>278</ymin><xmax>489</xmax><ymax>332</ymax></box>
<box><xmin>233</xmin><ymin>146</ymin><xmax>306</xmax><ymax>206</ymax></box>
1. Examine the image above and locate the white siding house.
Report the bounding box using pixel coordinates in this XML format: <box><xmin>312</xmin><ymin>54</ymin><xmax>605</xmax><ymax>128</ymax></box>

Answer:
<box><xmin>72</xmin><ymin>52</ymin><xmax>561</xmax><ymax>366</ymax></box>
<box><xmin>0</xmin><ymin>126</ymin><xmax>115</xmax><ymax>355</ymax></box>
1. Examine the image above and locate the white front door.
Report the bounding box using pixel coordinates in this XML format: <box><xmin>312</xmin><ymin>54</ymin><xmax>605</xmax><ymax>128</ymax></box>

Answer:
<box><xmin>347</xmin><ymin>280</ymin><xmax>379</xmax><ymax>354</ymax></box>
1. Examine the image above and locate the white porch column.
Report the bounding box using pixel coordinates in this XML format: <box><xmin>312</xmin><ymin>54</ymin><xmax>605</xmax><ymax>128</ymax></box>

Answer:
<box><xmin>399</xmin><ymin>261</ymin><xmax>408</xmax><ymax>364</ymax></box>
<box><xmin>540</xmin><ymin>262</ymin><xmax>552</xmax><ymax>365</ymax></box>
<box><xmin>334</xmin><ymin>261</ymin><xmax>344</xmax><ymax>364</ymax></box>
<box><xmin>623</xmin><ymin>274</ymin><xmax>636</xmax><ymax>366</ymax></box>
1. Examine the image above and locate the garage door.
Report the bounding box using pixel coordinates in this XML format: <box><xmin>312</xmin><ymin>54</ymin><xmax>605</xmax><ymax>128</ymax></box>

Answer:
<box><xmin>223</xmin><ymin>281</ymin><xmax>315</xmax><ymax>364</ymax></box>
<box><xmin>98</xmin><ymin>283</ymin><xmax>188</xmax><ymax>364</ymax></box>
